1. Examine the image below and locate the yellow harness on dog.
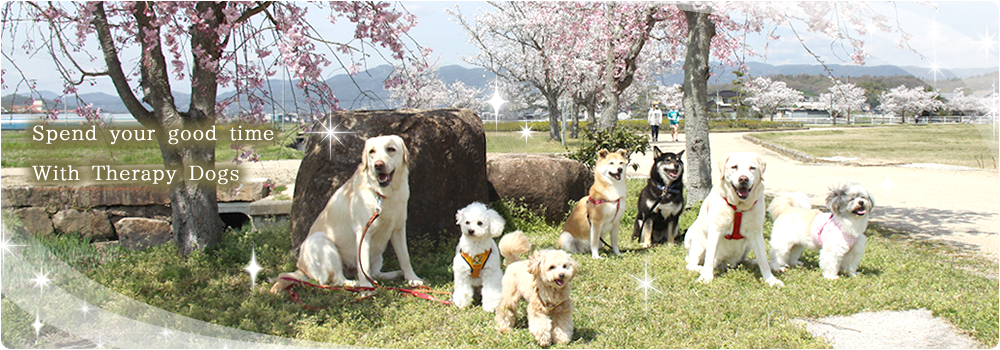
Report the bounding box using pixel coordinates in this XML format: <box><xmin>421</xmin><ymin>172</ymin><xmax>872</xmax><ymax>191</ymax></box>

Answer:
<box><xmin>461</xmin><ymin>249</ymin><xmax>492</xmax><ymax>278</ymax></box>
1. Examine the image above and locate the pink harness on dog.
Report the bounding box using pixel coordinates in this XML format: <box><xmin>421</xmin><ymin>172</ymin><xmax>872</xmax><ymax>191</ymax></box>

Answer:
<box><xmin>811</xmin><ymin>213</ymin><xmax>858</xmax><ymax>248</ymax></box>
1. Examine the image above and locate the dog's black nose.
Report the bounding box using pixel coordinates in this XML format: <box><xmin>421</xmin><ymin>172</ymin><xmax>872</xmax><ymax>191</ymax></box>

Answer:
<box><xmin>467</xmin><ymin>229</ymin><xmax>476</xmax><ymax>236</ymax></box>
<box><xmin>558</xmin><ymin>273</ymin><xmax>565</xmax><ymax>279</ymax></box>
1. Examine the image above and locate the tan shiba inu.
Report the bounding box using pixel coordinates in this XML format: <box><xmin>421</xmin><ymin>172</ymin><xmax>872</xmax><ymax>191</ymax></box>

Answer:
<box><xmin>559</xmin><ymin>149</ymin><xmax>628</xmax><ymax>259</ymax></box>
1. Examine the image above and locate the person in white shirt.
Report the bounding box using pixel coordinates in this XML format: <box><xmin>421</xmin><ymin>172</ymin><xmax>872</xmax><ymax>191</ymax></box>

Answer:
<box><xmin>647</xmin><ymin>101</ymin><xmax>663</xmax><ymax>142</ymax></box>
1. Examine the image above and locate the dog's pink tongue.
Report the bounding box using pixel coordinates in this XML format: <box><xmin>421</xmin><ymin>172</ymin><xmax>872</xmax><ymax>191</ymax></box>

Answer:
<box><xmin>737</xmin><ymin>188</ymin><xmax>750</xmax><ymax>198</ymax></box>
<box><xmin>378</xmin><ymin>173</ymin><xmax>390</xmax><ymax>182</ymax></box>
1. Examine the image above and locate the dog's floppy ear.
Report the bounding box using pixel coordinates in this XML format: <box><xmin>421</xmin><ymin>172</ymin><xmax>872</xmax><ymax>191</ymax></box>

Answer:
<box><xmin>398</xmin><ymin>137</ymin><xmax>410</xmax><ymax>166</ymax></box>
<box><xmin>717</xmin><ymin>154</ymin><xmax>731</xmax><ymax>182</ymax></box>
<box><xmin>526</xmin><ymin>250</ymin><xmax>544</xmax><ymax>275</ymax></box>
<box><xmin>755</xmin><ymin>154</ymin><xmax>766</xmax><ymax>175</ymax></box>
<box><xmin>597</xmin><ymin>148</ymin><xmax>609</xmax><ymax>160</ymax></box>
<box><xmin>455</xmin><ymin>206</ymin><xmax>467</xmax><ymax>226</ymax></box>
<box><xmin>360</xmin><ymin>138</ymin><xmax>373</xmax><ymax>169</ymax></box>
<box><xmin>487</xmin><ymin>208</ymin><xmax>506</xmax><ymax>238</ymax></box>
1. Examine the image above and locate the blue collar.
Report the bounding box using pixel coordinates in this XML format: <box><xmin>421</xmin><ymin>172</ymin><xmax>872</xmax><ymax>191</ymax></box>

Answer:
<box><xmin>654</xmin><ymin>181</ymin><xmax>682</xmax><ymax>195</ymax></box>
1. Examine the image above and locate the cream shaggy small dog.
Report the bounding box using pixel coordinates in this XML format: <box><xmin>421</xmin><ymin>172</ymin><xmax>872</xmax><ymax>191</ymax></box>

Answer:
<box><xmin>270</xmin><ymin>135</ymin><xmax>421</xmax><ymax>293</ymax></box>
<box><xmin>495</xmin><ymin>231</ymin><xmax>579</xmax><ymax>347</ymax></box>
<box><xmin>768</xmin><ymin>183</ymin><xmax>874</xmax><ymax>279</ymax></box>
<box><xmin>684</xmin><ymin>152</ymin><xmax>783</xmax><ymax>287</ymax></box>
<box><xmin>451</xmin><ymin>202</ymin><xmax>505</xmax><ymax>311</ymax></box>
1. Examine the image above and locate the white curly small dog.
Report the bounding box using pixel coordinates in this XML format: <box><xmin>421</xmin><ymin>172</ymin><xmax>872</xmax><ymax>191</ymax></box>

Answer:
<box><xmin>451</xmin><ymin>202</ymin><xmax>506</xmax><ymax>311</ymax></box>
<box><xmin>768</xmin><ymin>183</ymin><xmax>875</xmax><ymax>279</ymax></box>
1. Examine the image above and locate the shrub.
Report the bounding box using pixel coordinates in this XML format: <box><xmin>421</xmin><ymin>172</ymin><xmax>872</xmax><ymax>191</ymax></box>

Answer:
<box><xmin>567</xmin><ymin>125</ymin><xmax>650</xmax><ymax>170</ymax></box>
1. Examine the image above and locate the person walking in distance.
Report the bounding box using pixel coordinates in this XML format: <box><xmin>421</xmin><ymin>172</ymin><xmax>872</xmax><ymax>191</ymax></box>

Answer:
<box><xmin>667</xmin><ymin>104</ymin><xmax>681</xmax><ymax>142</ymax></box>
<box><xmin>647</xmin><ymin>101</ymin><xmax>663</xmax><ymax>142</ymax></box>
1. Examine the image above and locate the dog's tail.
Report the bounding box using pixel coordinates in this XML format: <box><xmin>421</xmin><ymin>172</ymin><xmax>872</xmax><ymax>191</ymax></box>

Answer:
<box><xmin>767</xmin><ymin>192</ymin><xmax>812</xmax><ymax>218</ymax></box>
<box><xmin>498</xmin><ymin>230</ymin><xmax>531</xmax><ymax>266</ymax></box>
<box><xmin>268</xmin><ymin>270</ymin><xmax>308</xmax><ymax>294</ymax></box>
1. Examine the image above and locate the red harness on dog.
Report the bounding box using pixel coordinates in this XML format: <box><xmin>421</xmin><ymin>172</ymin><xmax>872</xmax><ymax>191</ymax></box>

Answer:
<box><xmin>588</xmin><ymin>196</ymin><xmax>621</xmax><ymax>213</ymax></box>
<box><xmin>719</xmin><ymin>197</ymin><xmax>757</xmax><ymax>240</ymax></box>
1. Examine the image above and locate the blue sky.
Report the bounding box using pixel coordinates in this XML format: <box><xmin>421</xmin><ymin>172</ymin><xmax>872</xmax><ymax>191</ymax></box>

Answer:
<box><xmin>2</xmin><ymin>1</ymin><xmax>998</xmax><ymax>95</ymax></box>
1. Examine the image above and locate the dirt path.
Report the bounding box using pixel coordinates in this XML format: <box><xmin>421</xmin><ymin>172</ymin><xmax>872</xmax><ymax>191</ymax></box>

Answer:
<box><xmin>629</xmin><ymin>131</ymin><xmax>1000</xmax><ymax>261</ymax></box>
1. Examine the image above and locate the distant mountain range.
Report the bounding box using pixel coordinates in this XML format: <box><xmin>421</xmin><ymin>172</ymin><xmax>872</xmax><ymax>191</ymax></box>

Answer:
<box><xmin>4</xmin><ymin>62</ymin><xmax>996</xmax><ymax>114</ymax></box>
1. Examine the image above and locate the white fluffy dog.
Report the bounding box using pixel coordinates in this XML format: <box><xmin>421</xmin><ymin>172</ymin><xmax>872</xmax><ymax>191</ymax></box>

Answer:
<box><xmin>685</xmin><ymin>152</ymin><xmax>783</xmax><ymax>287</ymax></box>
<box><xmin>768</xmin><ymin>183</ymin><xmax>874</xmax><ymax>279</ymax></box>
<box><xmin>451</xmin><ymin>202</ymin><xmax>505</xmax><ymax>311</ymax></box>
<box><xmin>495</xmin><ymin>231</ymin><xmax>579</xmax><ymax>347</ymax></box>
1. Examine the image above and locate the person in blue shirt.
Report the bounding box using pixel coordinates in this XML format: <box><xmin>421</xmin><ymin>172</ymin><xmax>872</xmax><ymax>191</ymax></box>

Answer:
<box><xmin>666</xmin><ymin>104</ymin><xmax>681</xmax><ymax>142</ymax></box>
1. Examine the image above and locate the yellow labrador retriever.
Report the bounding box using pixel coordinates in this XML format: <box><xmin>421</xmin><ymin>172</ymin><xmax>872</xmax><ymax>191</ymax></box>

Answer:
<box><xmin>684</xmin><ymin>152</ymin><xmax>782</xmax><ymax>287</ymax></box>
<box><xmin>271</xmin><ymin>135</ymin><xmax>422</xmax><ymax>292</ymax></box>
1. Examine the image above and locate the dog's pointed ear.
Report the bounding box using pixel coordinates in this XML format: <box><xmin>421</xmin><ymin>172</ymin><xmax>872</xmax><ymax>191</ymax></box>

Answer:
<box><xmin>653</xmin><ymin>146</ymin><xmax>662</xmax><ymax>159</ymax></box>
<box><xmin>616</xmin><ymin>148</ymin><xmax>628</xmax><ymax>159</ymax></box>
<box><xmin>488</xmin><ymin>209</ymin><xmax>506</xmax><ymax>238</ymax></box>
<box><xmin>677</xmin><ymin>149</ymin><xmax>685</xmax><ymax>159</ymax></box>
<box><xmin>597</xmin><ymin>149</ymin><xmax>609</xmax><ymax>159</ymax></box>
<box><xmin>526</xmin><ymin>250</ymin><xmax>544</xmax><ymax>275</ymax></box>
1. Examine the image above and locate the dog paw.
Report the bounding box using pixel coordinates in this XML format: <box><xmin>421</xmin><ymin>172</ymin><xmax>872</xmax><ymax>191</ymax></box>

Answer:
<box><xmin>343</xmin><ymin>280</ymin><xmax>359</xmax><ymax>288</ymax></box>
<box><xmin>765</xmin><ymin>277</ymin><xmax>784</xmax><ymax>287</ymax></box>
<box><xmin>697</xmin><ymin>273</ymin><xmax>714</xmax><ymax>284</ymax></box>
<box><xmin>685</xmin><ymin>264</ymin><xmax>701</xmax><ymax>272</ymax></box>
<box><xmin>406</xmin><ymin>278</ymin><xmax>424</xmax><ymax>287</ymax></box>
<box><xmin>591</xmin><ymin>253</ymin><xmax>604</xmax><ymax>260</ymax></box>
<box><xmin>823</xmin><ymin>274</ymin><xmax>840</xmax><ymax>280</ymax></box>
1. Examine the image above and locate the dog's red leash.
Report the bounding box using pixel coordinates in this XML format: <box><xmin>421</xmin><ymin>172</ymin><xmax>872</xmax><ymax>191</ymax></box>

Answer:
<box><xmin>280</xmin><ymin>192</ymin><xmax>451</xmax><ymax>309</ymax></box>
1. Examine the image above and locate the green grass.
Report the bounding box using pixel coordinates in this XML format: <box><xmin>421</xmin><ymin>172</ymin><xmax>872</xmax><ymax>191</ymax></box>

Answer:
<box><xmin>3</xmin><ymin>179</ymin><xmax>997</xmax><ymax>348</ymax></box>
<box><xmin>752</xmin><ymin>124</ymin><xmax>1000</xmax><ymax>168</ymax></box>
<box><xmin>0</xmin><ymin>125</ymin><xmax>304</xmax><ymax>167</ymax></box>
<box><xmin>485</xmin><ymin>131</ymin><xmax>584</xmax><ymax>154</ymax></box>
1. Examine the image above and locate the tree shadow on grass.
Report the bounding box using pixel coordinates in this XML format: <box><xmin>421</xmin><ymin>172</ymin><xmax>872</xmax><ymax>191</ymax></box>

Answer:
<box><xmin>874</xmin><ymin>205</ymin><xmax>997</xmax><ymax>239</ymax></box>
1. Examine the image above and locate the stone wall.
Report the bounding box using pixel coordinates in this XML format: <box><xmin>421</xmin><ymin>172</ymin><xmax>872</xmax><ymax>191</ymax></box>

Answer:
<box><xmin>2</xmin><ymin>179</ymin><xmax>271</xmax><ymax>250</ymax></box>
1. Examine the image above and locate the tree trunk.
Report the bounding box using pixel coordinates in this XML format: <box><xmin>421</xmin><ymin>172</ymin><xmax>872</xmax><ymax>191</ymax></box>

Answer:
<box><xmin>96</xmin><ymin>2</ymin><xmax>225</xmax><ymax>256</ymax></box>
<box><xmin>681</xmin><ymin>7</ymin><xmax>716</xmax><ymax>206</ymax></box>
<box><xmin>543</xmin><ymin>91</ymin><xmax>563</xmax><ymax>142</ymax></box>
<box><xmin>586</xmin><ymin>98</ymin><xmax>598</xmax><ymax>132</ymax></box>
<box><xmin>570</xmin><ymin>99</ymin><xmax>580</xmax><ymax>138</ymax></box>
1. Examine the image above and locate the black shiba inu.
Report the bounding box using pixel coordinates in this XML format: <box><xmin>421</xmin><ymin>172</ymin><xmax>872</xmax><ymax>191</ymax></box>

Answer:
<box><xmin>632</xmin><ymin>147</ymin><xmax>685</xmax><ymax>247</ymax></box>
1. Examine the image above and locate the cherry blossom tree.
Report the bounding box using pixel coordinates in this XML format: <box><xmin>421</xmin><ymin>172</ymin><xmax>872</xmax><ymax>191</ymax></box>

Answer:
<box><xmin>3</xmin><ymin>1</ymin><xmax>421</xmax><ymax>255</ymax></box>
<box><xmin>819</xmin><ymin>80</ymin><xmax>866</xmax><ymax>125</ymax></box>
<box><xmin>386</xmin><ymin>62</ymin><xmax>450</xmax><ymax>109</ymax></box>
<box><xmin>744</xmin><ymin>77</ymin><xmax>803</xmax><ymax>121</ymax></box>
<box><xmin>946</xmin><ymin>88</ymin><xmax>982</xmax><ymax>121</ymax></box>
<box><xmin>878</xmin><ymin>85</ymin><xmax>944</xmax><ymax>124</ymax></box>
<box><xmin>448</xmin><ymin>80</ymin><xmax>486</xmax><ymax>111</ymax></box>
<box><xmin>449</xmin><ymin>2</ymin><xmax>573</xmax><ymax>141</ymax></box>
<box><xmin>654</xmin><ymin>83</ymin><xmax>684</xmax><ymax>111</ymax></box>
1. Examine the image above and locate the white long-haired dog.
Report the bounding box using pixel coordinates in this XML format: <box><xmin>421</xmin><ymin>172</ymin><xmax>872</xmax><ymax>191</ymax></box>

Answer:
<box><xmin>451</xmin><ymin>202</ymin><xmax>505</xmax><ymax>311</ymax></box>
<box><xmin>768</xmin><ymin>183</ymin><xmax>874</xmax><ymax>279</ymax></box>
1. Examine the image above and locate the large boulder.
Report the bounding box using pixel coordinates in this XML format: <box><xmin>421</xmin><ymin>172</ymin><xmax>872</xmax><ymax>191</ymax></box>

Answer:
<box><xmin>115</xmin><ymin>218</ymin><xmax>173</xmax><ymax>250</ymax></box>
<box><xmin>290</xmin><ymin>109</ymin><xmax>488</xmax><ymax>248</ymax></box>
<box><xmin>487</xmin><ymin>153</ymin><xmax>593</xmax><ymax>224</ymax></box>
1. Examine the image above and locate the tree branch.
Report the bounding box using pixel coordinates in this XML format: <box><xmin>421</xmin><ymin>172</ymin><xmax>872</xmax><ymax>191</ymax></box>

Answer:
<box><xmin>91</xmin><ymin>2</ymin><xmax>155</xmax><ymax>126</ymax></box>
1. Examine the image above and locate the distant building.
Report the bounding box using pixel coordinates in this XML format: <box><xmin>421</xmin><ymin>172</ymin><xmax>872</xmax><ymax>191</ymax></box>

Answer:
<box><xmin>10</xmin><ymin>100</ymin><xmax>43</xmax><ymax>113</ymax></box>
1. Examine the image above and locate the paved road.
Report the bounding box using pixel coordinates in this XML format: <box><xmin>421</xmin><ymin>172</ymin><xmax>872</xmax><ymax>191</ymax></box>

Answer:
<box><xmin>628</xmin><ymin>131</ymin><xmax>1000</xmax><ymax>261</ymax></box>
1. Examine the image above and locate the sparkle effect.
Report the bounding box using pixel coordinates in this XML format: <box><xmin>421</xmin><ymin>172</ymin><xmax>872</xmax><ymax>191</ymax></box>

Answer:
<box><xmin>305</xmin><ymin>120</ymin><xmax>355</xmax><ymax>158</ymax></box>
<box><xmin>32</xmin><ymin>312</ymin><xmax>43</xmax><ymax>343</ymax></box>
<box><xmin>1</xmin><ymin>228</ymin><xmax>26</xmax><ymax>260</ymax></box>
<box><xmin>629</xmin><ymin>259</ymin><xmax>663</xmax><ymax>309</ymax></box>
<box><xmin>881</xmin><ymin>175</ymin><xmax>897</xmax><ymax>195</ymax></box>
<box><xmin>31</xmin><ymin>269</ymin><xmax>52</xmax><ymax>292</ymax></box>
<box><xmin>518</xmin><ymin>123</ymin><xmax>534</xmax><ymax>145</ymax></box>
<box><xmin>159</xmin><ymin>327</ymin><xmax>173</xmax><ymax>339</ymax></box>
<box><xmin>487</xmin><ymin>78</ymin><xmax>506</xmax><ymax>130</ymax></box>
<box><xmin>79</xmin><ymin>302</ymin><xmax>92</xmax><ymax>320</ymax></box>
<box><xmin>245</xmin><ymin>246</ymin><xmax>263</xmax><ymax>290</ymax></box>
